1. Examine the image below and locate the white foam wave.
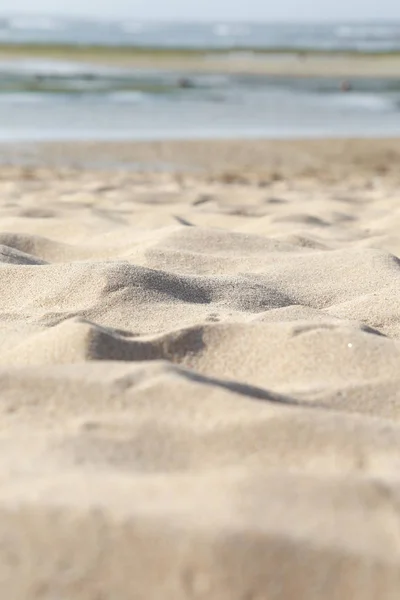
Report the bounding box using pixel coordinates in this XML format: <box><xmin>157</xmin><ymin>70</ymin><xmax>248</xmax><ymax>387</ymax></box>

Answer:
<box><xmin>0</xmin><ymin>59</ymin><xmax>130</xmax><ymax>77</ymax></box>
<box><xmin>106</xmin><ymin>91</ymin><xmax>148</xmax><ymax>104</ymax></box>
<box><xmin>335</xmin><ymin>25</ymin><xmax>400</xmax><ymax>39</ymax></box>
<box><xmin>7</xmin><ymin>16</ymin><xmax>63</xmax><ymax>31</ymax></box>
<box><xmin>330</xmin><ymin>93</ymin><xmax>397</xmax><ymax>112</ymax></box>
<box><xmin>213</xmin><ymin>23</ymin><xmax>250</xmax><ymax>37</ymax></box>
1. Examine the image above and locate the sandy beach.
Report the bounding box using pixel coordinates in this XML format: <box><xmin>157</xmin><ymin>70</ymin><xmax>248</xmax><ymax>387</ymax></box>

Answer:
<box><xmin>0</xmin><ymin>137</ymin><xmax>400</xmax><ymax>598</ymax></box>
<box><xmin>3</xmin><ymin>45</ymin><xmax>400</xmax><ymax>78</ymax></box>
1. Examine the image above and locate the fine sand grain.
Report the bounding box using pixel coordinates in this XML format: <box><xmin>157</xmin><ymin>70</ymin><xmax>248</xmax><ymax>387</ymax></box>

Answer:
<box><xmin>0</xmin><ymin>138</ymin><xmax>399</xmax><ymax>598</ymax></box>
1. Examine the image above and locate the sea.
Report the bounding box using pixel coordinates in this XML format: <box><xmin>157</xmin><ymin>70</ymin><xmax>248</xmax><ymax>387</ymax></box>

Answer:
<box><xmin>1</xmin><ymin>16</ymin><xmax>400</xmax><ymax>142</ymax></box>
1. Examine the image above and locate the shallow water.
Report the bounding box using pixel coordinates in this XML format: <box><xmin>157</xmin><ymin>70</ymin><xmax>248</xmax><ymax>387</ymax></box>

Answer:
<box><xmin>0</xmin><ymin>59</ymin><xmax>400</xmax><ymax>141</ymax></box>
<box><xmin>2</xmin><ymin>17</ymin><xmax>400</xmax><ymax>142</ymax></box>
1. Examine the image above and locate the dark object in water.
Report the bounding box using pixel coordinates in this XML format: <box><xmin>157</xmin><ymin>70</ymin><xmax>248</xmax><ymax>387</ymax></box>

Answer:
<box><xmin>340</xmin><ymin>80</ymin><xmax>352</xmax><ymax>92</ymax></box>
<box><xmin>177</xmin><ymin>77</ymin><xmax>195</xmax><ymax>89</ymax></box>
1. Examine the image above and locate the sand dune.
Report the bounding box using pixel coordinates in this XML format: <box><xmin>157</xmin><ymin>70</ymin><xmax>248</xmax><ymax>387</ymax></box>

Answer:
<box><xmin>0</xmin><ymin>140</ymin><xmax>399</xmax><ymax>598</ymax></box>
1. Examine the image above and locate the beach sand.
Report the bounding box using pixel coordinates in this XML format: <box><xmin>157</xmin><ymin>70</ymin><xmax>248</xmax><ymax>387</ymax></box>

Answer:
<box><xmin>3</xmin><ymin>45</ymin><xmax>400</xmax><ymax>78</ymax></box>
<box><xmin>0</xmin><ymin>138</ymin><xmax>400</xmax><ymax>598</ymax></box>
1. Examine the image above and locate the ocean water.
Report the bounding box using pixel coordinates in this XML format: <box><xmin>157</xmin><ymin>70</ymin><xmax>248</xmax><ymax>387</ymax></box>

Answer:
<box><xmin>1</xmin><ymin>17</ymin><xmax>400</xmax><ymax>52</ymax></box>
<box><xmin>1</xmin><ymin>17</ymin><xmax>400</xmax><ymax>142</ymax></box>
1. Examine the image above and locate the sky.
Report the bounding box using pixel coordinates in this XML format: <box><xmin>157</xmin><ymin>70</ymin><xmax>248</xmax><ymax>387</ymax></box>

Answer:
<box><xmin>0</xmin><ymin>0</ymin><xmax>400</xmax><ymax>22</ymax></box>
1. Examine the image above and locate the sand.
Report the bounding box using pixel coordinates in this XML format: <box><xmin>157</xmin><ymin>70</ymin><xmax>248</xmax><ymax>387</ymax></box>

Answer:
<box><xmin>0</xmin><ymin>138</ymin><xmax>399</xmax><ymax>598</ymax></box>
<box><xmin>3</xmin><ymin>46</ymin><xmax>400</xmax><ymax>78</ymax></box>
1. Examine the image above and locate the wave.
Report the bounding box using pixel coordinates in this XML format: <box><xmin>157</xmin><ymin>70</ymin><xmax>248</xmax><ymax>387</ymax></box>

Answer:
<box><xmin>106</xmin><ymin>91</ymin><xmax>148</xmax><ymax>104</ymax></box>
<box><xmin>329</xmin><ymin>92</ymin><xmax>398</xmax><ymax>112</ymax></box>
<box><xmin>6</xmin><ymin>16</ymin><xmax>64</xmax><ymax>31</ymax></box>
<box><xmin>213</xmin><ymin>24</ymin><xmax>250</xmax><ymax>38</ymax></box>
<box><xmin>0</xmin><ymin>59</ymin><xmax>131</xmax><ymax>77</ymax></box>
<box><xmin>335</xmin><ymin>24</ymin><xmax>400</xmax><ymax>40</ymax></box>
<box><xmin>0</xmin><ymin>17</ymin><xmax>400</xmax><ymax>52</ymax></box>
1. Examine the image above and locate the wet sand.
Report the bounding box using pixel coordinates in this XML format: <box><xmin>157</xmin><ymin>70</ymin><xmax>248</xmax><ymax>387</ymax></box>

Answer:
<box><xmin>2</xmin><ymin>45</ymin><xmax>400</xmax><ymax>78</ymax></box>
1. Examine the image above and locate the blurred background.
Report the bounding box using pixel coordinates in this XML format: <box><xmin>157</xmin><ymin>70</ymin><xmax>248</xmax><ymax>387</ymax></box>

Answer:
<box><xmin>0</xmin><ymin>0</ymin><xmax>400</xmax><ymax>141</ymax></box>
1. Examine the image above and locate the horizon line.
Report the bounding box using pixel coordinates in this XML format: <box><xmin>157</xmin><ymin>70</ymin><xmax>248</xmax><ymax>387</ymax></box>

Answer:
<box><xmin>0</xmin><ymin>12</ymin><xmax>400</xmax><ymax>25</ymax></box>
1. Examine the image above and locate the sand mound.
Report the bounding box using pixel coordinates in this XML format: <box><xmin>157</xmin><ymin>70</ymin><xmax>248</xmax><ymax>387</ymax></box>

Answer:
<box><xmin>0</xmin><ymin>147</ymin><xmax>399</xmax><ymax>598</ymax></box>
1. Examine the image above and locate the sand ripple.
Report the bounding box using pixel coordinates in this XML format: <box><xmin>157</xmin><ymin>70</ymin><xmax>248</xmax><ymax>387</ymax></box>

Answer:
<box><xmin>0</xmin><ymin>152</ymin><xmax>399</xmax><ymax>598</ymax></box>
